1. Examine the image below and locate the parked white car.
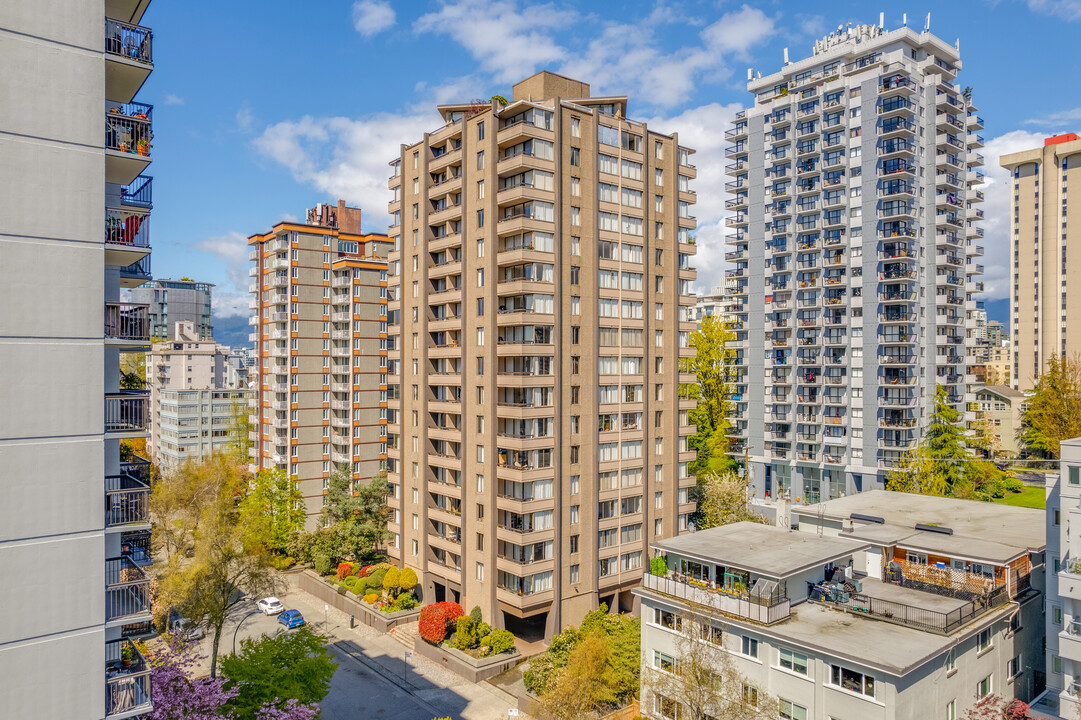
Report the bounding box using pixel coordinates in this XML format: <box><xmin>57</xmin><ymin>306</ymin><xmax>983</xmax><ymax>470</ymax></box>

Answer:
<box><xmin>257</xmin><ymin>597</ymin><xmax>284</xmax><ymax>615</ymax></box>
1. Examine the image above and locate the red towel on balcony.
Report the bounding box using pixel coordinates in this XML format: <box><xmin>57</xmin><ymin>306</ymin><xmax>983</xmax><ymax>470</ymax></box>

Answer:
<box><xmin>124</xmin><ymin>215</ymin><xmax>142</xmax><ymax>245</ymax></box>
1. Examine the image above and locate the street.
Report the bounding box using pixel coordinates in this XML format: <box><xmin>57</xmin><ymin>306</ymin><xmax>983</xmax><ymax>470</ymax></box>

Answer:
<box><xmin>184</xmin><ymin>575</ymin><xmax>527</xmax><ymax>720</ymax></box>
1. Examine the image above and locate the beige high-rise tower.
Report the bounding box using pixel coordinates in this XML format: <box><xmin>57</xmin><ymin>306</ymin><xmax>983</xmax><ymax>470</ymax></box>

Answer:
<box><xmin>385</xmin><ymin>71</ymin><xmax>699</xmax><ymax>638</ymax></box>
<box><xmin>1000</xmin><ymin>133</ymin><xmax>1081</xmax><ymax>391</ymax></box>
<box><xmin>248</xmin><ymin>202</ymin><xmax>392</xmax><ymax>524</ymax></box>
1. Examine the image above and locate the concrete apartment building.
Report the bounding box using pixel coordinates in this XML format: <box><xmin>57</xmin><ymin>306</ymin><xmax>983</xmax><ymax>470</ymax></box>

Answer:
<box><xmin>1032</xmin><ymin>438</ymin><xmax>1081</xmax><ymax>719</ymax></box>
<box><xmin>248</xmin><ymin>201</ymin><xmax>391</xmax><ymax>524</ymax></box>
<box><xmin>384</xmin><ymin>71</ymin><xmax>699</xmax><ymax>638</ymax></box>
<box><xmin>972</xmin><ymin>384</ymin><xmax>1024</xmax><ymax>458</ymax></box>
<box><xmin>147</xmin><ymin>321</ymin><xmax>251</xmax><ymax>471</ymax></box>
<box><xmin>693</xmin><ymin>285</ymin><xmax>727</xmax><ymax>323</ymax></box>
<box><xmin>130</xmin><ymin>277</ymin><xmax>214</xmax><ymax>340</ymax></box>
<box><xmin>637</xmin><ymin>491</ymin><xmax>1045</xmax><ymax>720</ymax></box>
<box><xmin>724</xmin><ymin>21</ymin><xmax>985</xmax><ymax>504</ymax></box>
<box><xmin>1000</xmin><ymin>134</ymin><xmax>1081</xmax><ymax>392</ymax></box>
<box><xmin>0</xmin><ymin>0</ymin><xmax>157</xmax><ymax>717</ymax></box>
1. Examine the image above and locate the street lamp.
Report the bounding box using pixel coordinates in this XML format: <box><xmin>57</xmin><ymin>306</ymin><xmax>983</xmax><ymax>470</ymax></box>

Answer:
<box><xmin>232</xmin><ymin>609</ymin><xmax>262</xmax><ymax>655</ymax></box>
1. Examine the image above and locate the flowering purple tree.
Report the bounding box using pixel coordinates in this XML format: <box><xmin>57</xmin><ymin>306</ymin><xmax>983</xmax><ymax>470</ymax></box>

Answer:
<box><xmin>255</xmin><ymin>699</ymin><xmax>319</xmax><ymax>720</ymax></box>
<box><xmin>148</xmin><ymin>638</ymin><xmax>238</xmax><ymax>720</ymax></box>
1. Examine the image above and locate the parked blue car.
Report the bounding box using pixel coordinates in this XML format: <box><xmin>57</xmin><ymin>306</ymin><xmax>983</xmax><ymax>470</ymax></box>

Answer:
<box><xmin>277</xmin><ymin>609</ymin><xmax>305</xmax><ymax>629</ymax></box>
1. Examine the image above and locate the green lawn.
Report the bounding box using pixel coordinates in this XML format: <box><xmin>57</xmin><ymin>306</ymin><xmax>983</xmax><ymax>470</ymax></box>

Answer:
<box><xmin>991</xmin><ymin>486</ymin><xmax>1046</xmax><ymax>509</ymax></box>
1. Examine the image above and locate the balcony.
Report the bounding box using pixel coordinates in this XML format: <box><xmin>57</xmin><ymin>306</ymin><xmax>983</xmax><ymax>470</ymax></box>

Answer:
<box><xmin>641</xmin><ymin>571</ymin><xmax>790</xmax><ymax>625</ymax></box>
<box><xmin>105</xmin><ymin>103</ymin><xmax>153</xmax><ymax>185</ymax></box>
<box><xmin>105</xmin><ymin>206</ymin><xmax>152</xmax><ymax>268</ymax></box>
<box><xmin>105</xmin><ymin>18</ymin><xmax>153</xmax><ymax>103</ymax></box>
<box><xmin>105</xmin><ymin>302</ymin><xmax>150</xmax><ymax>345</ymax></box>
<box><xmin>105</xmin><ymin>391</ymin><xmax>148</xmax><ymax>436</ymax></box>
<box><xmin>106</xmin><ymin>555</ymin><xmax>152</xmax><ymax>626</ymax></box>
<box><xmin>105</xmin><ymin>472</ymin><xmax>150</xmax><ymax>529</ymax></box>
<box><xmin>105</xmin><ymin>638</ymin><xmax>152</xmax><ymax>718</ymax></box>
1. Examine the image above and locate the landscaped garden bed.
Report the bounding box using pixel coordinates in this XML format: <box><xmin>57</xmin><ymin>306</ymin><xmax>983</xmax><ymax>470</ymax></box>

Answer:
<box><xmin>414</xmin><ymin>602</ymin><xmax>522</xmax><ymax>682</ymax></box>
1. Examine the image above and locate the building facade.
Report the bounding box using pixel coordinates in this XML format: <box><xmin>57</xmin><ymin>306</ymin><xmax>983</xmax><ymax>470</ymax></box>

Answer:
<box><xmin>385</xmin><ymin>71</ymin><xmax>699</xmax><ymax>638</ymax></box>
<box><xmin>0</xmin><ymin>0</ymin><xmax>157</xmax><ymax>716</ymax></box>
<box><xmin>693</xmin><ymin>285</ymin><xmax>727</xmax><ymax>323</ymax></box>
<box><xmin>248</xmin><ymin>201</ymin><xmax>391</xmax><ymax>524</ymax></box>
<box><xmin>131</xmin><ymin>278</ymin><xmax>214</xmax><ymax>340</ymax></box>
<box><xmin>725</xmin><ymin>22</ymin><xmax>985</xmax><ymax>504</ymax></box>
<box><xmin>1000</xmin><ymin>134</ymin><xmax>1081</xmax><ymax>392</ymax></box>
<box><xmin>972</xmin><ymin>384</ymin><xmax>1024</xmax><ymax>458</ymax></box>
<box><xmin>637</xmin><ymin>491</ymin><xmax>1045</xmax><ymax>720</ymax></box>
<box><xmin>147</xmin><ymin>321</ymin><xmax>251</xmax><ymax>470</ymax></box>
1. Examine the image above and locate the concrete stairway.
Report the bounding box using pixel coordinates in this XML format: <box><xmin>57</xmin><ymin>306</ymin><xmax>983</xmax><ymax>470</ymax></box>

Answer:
<box><xmin>388</xmin><ymin>620</ymin><xmax>418</xmax><ymax>651</ymax></box>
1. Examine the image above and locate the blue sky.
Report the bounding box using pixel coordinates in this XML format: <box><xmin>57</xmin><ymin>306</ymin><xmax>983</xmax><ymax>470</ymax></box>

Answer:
<box><xmin>138</xmin><ymin>0</ymin><xmax>1081</xmax><ymax>329</ymax></box>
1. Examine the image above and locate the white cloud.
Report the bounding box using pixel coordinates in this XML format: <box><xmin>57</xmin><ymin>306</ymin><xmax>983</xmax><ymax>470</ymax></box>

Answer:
<box><xmin>193</xmin><ymin>231</ymin><xmax>250</xmax><ymax>292</ymax></box>
<box><xmin>645</xmin><ymin>102</ymin><xmax>745</xmax><ymax>293</ymax></box>
<box><xmin>414</xmin><ymin>0</ymin><xmax>577</xmax><ymax>84</ymax></box>
<box><xmin>236</xmin><ymin>106</ymin><xmax>254</xmax><ymax>132</ymax></box>
<box><xmin>164</xmin><ymin>93</ymin><xmax>184</xmax><ymax>105</ymax></box>
<box><xmin>253</xmin><ymin>111</ymin><xmax>439</xmax><ymax>227</ymax></box>
<box><xmin>211</xmin><ymin>291</ymin><xmax>250</xmax><ymax>319</ymax></box>
<box><xmin>1023</xmin><ymin>106</ymin><xmax>1081</xmax><ymax>126</ymax></box>
<box><xmin>978</xmin><ymin>129</ymin><xmax>1049</xmax><ymax>301</ymax></box>
<box><xmin>352</xmin><ymin>0</ymin><xmax>396</xmax><ymax>36</ymax></box>
<box><xmin>1027</xmin><ymin>0</ymin><xmax>1081</xmax><ymax>21</ymax></box>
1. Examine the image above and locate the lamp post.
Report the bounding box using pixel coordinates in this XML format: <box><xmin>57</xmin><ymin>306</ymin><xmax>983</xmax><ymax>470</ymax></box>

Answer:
<box><xmin>232</xmin><ymin>609</ymin><xmax>262</xmax><ymax>655</ymax></box>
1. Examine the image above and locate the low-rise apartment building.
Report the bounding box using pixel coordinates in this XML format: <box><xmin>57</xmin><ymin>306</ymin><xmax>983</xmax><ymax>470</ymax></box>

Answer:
<box><xmin>636</xmin><ymin>491</ymin><xmax>1045</xmax><ymax>720</ymax></box>
<box><xmin>1031</xmin><ymin>437</ymin><xmax>1081</xmax><ymax>719</ymax></box>
<box><xmin>971</xmin><ymin>384</ymin><xmax>1025</xmax><ymax>458</ymax></box>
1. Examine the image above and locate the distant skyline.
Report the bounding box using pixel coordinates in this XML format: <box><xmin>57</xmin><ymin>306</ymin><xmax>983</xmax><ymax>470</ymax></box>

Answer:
<box><xmin>138</xmin><ymin>0</ymin><xmax>1081</xmax><ymax>327</ymax></box>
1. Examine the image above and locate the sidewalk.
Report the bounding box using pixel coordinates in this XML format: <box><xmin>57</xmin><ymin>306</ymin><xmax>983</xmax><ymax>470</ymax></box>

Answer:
<box><xmin>282</xmin><ymin>575</ymin><xmax>530</xmax><ymax>720</ymax></box>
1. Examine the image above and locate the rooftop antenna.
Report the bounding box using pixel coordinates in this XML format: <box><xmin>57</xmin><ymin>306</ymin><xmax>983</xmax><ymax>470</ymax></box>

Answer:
<box><xmin>783</xmin><ymin>47</ymin><xmax>789</xmax><ymax>65</ymax></box>
<box><xmin>747</xmin><ymin>68</ymin><xmax>753</xmax><ymax>81</ymax></box>
<box><xmin>902</xmin><ymin>12</ymin><xmax>907</xmax><ymax>26</ymax></box>
<box><xmin>925</xmin><ymin>13</ymin><xmax>931</xmax><ymax>32</ymax></box>
<box><xmin>879</xmin><ymin>11</ymin><xmax>884</xmax><ymax>29</ymax></box>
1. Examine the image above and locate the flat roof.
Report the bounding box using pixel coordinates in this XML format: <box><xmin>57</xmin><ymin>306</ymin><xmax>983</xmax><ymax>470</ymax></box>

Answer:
<box><xmin>651</xmin><ymin>522</ymin><xmax>869</xmax><ymax>579</ymax></box>
<box><xmin>793</xmin><ymin>490</ymin><xmax>1045</xmax><ymax>562</ymax></box>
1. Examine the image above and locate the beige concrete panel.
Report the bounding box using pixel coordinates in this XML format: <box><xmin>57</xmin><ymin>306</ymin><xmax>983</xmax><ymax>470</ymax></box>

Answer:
<box><xmin>0</xmin><ymin>340</ymin><xmax>103</xmax><ymax>438</ymax></box>
<box><xmin>0</xmin><ymin>437</ymin><xmax>102</xmax><ymax>541</ymax></box>
<box><xmin>0</xmin><ymin>626</ymin><xmax>105</xmax><ymax>720</ymax></box>
<box><xmin>0</xmin><ymin>238</ymin><xmax>103</xmax><ymax>338</ymax></box>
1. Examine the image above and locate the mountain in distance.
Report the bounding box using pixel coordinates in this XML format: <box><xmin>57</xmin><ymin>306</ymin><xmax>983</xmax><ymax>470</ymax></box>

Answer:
<box><xmin>212</xmin><ymin>313</ymin><xmax>252</xmax><ymax>351</ymax></box>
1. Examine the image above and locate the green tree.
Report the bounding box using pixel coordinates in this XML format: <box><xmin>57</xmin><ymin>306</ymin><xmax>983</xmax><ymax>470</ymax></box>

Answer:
<box><xmin>220</xmin><ymin>626</ymin><xmax>337</xmax><ymax>720</ymax></box>
<box><xmin>159</xmin><ymin>454</ymin><xmax>278</xmax><ymax>677</ymax></box>
<box><xmin>319</xmin><ymin>464</ymin><xmax>391</xmax><ymax>561</ymax></box>
<box><xmin>1019</xmin><ymin>353</ymin><xmax>1081</xmax><ymax>458</ymax></box>
<box><xmin>886</xmin><ymin>385</ymin><xmax>973</xmax><ymax>497</ymax></box>
<box><xmin>239</xmin><ymin>468</ymin><xmax>305</xmax><ymax>555</ymax></box>
<box><xmin>228</xmin><ymin>399</ymin><xmax>254</xmax><ymax>461</ymax></box>
<box><xmin>151</xmin><ymin>453</ymin><xmax>239</xmax><ymax>562</ymax></box>
<box><xmin>539</xmin><ymin>633</ymin><xmax>611</xmax><ymax>719</ymax></box>
<box><xmin>695</xmin><ymin>471</ymin><xmax>770</xmax><ymax>530</ymax></box>
<box><xmin>687</xmin><ymin>316</ymin><xmax>739</xmax><ymax>477</ymax></box>
<box><xmin>120</xmin><ymin>351</ymin><xmax>146</xmax><ymax>389</ymax></box>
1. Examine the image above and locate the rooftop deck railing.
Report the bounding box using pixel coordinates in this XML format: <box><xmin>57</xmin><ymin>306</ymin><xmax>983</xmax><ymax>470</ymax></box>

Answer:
<box><xmin>642</xmin><ymin>572</ymin><xmax>791</xmax><ymax>625</ymax></box>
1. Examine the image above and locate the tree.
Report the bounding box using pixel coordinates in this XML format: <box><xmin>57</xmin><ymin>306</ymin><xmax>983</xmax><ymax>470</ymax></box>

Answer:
<box><xmin>650</xmin><ymin>615</ymin><xmax>780</xmax><ymax>720</ymax></box>
<box><xmin>227</xmin><ymin>400</ymin><xmax>254</xmax><ymax>462</ymax></box>
<box><xmin>148</xmin><ymin>638</ymin><xmax>239</xmax><ymax>720</ymax></box>
<box><xmin>886</xmin><ymin>386</ymin><xmax>974</xmax><ymax>497</ymax></box>
<box><xmin>539</xmin><ymin>633</ymin><xmax>611</xmax><ymax>719</ymax></box>
<box><xmin>1019</xmin><ymin>353</ymin><xmax>1081</xmax><ymax>458</ymax></box>
<box><xmin>219</xmin><ymin>627</ymin><xmax>334</xmax><ymax>720</ymax></box>
<box><xmin>238</xmin><ymin>469</ymin><xmax>305</xmax><ymax>555</ymax></box>
<box><xmin>315</xmin><ymin>464</ymin><xmax>391</xmax><ymax>563</ymax></box>
<box><xmin>121</xmin><ymin>351</ymin><xmax>146</xmax><ymax>390</ymax></box>
<box><xmin>968</xmin><ymin>415</ymin><xmax>1002</xmax><ymax>459</ymax></box>
<box><xmin>687</xmin><ymin>315</ymin><xmax>739</xmax><ymax>477</ymax></box>
<box><xmin>959</xmin><ymin>694</ymin><xmax>1029</xmax><ymax>719</ymax></box>
<box><xmin>151</xmin><ymin>453</ymin><xmax>240</xmax><ymax>562</ymax></box>
<box><xmin>695</xmin><ymin>471</ymin><xmax>769</xmax><ymax>530</ymax></box>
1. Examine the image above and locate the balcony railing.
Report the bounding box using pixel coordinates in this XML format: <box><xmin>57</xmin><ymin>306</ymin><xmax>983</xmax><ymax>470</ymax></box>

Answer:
<box><xmin>106</xmin><ymin>102</ymin><xmax>153</xmax><ymax>154</ymax></box>
<box><xmin>121</xmin><ymin>175</ymin><xmax>153</xmax><ymax>208</ymax></box>
<box><xmin>106</xmin><ymin>556</ymin><xmax>151</xmax><ymax>623</ymax></box>
<box><xmin>105</xmin><ymin>302</ymin><xmax>150</xmax><ymax>342</ymax></box>
<box><xmin>106</xmin><ymin>18</ymin><xmax>153</xmax><ymax>64</ymax></box>
<box><xmin>642</xmin><ymin>572</ymin><xmax>791</xmax><ymax>625</ymax></box>
<box><xmin>105</xmin><ymin>638</ymin><xmax>152</xmax><ymax>718</ymax></box>
<box><xmin>105</xmin><ymin>472</ymin><xmax>151</xmax><ymax>528</ymax></box>
<box><xmin>105</xmin><ymin>392</ymin><xmax>149</xmax><ymax>433</ymax></box>
<box><xmin>106</xmin><ymin>207</ymin><xmax>150</xmax><ymax>249</ymax></box>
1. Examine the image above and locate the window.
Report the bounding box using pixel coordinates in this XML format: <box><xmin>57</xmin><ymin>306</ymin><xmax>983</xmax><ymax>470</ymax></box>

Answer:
<box><xmin>477</xmin><ymin>120</ymin><xmax>485</xmax><ymax>140</ymax></box>
<box><xmin>570</xmin><ymin>116</ymin><xmax>580</xmax><ymax>138</ymax></box>
<box><xmin>741</xmin><ymin>636</ymin><xmax>759</xmax><ymax>658</ymax></box>
<box><xmin>946</xmin><ymin>648</ymin><xmax>956</xmax><ymax>673</ymax></box>
<box><xmin>946</xmin><ymin>700</ymin><xmax>956</xmax><ymax>720</ymax></box>
<box><xmin>570</xmin><ymin>147</ymin><xmax>580</xmax><ymax>166</ymax></box>
<box><xmin>779</xmin><ymin>700</ymin><xmax>807</xmax><ymax>720</ymax></box>
<box><xmin>779</xmin><ymin>648</ymin><xmax>809</xmax><ymax>675</ymax></box>
<box><xmin>977</xmin><ymin>627</ymin><xmax>992</xmax><ymax>652</ymax></box>
<box><xmin>742</xmin><ymin>685</ymin><xmax>759</xmax><ymax>708</ymax></box>
<box><xmin>569</xmin><ymin>564</ymin><xmax>579</xmax><ymax>582</ymax></box>
<box><xmin>1008</xmin><ymin>654</ymin><xmax>1021</xmax><ymax>678</ymax></box>
<box><xmin>831</xmin><ymin>665</ymin><xmax>875</xmax><ymax>697</ymax></box>
<box><xmin>653</xmin><ymin>651</ymin><xmax>675</xmax><ymax>671</ymax></box>
<box><xmin>977</xmin><ymin>675</ymin><xmax>992</xmax><ymax>698</ymax></box>
<box><xmin>477</xmin><ymin>150</ymin><xmax>485</xmax><ymax>170</ymax></box>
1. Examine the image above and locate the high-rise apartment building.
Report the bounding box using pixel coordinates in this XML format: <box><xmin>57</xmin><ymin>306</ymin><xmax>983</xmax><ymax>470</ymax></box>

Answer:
<box><xmin>131</xmin><ymin>277</ymin><xmax>214</xmax><ymax>340</ymax></box>
<box><xmin>1000</xmin><ymin>133</ymin><xmax>1081</xmax><ymax>391</ymax></box>
<box><xmin>725</xmin><ymin>22</ymin><xmax>985</xmax><ymax>504</ymax></box>
<box><xmin>147</xmin><ymin>321</ymin><xmax>251</xmax><ymax>470</ymax></box>
<box><xmin>1</xmin><ymin>1</ymin><xmax>157</xmax><ymax>716</ymax></box>
<box><xmin>248</xmin><ymin>201</ymin><xmax>391</xmax><ymax>524</ymax></box>
<box><xmin>385</xmin><ymin>71</ymin><xmax>699</xmax><ymax>638</ymax></box>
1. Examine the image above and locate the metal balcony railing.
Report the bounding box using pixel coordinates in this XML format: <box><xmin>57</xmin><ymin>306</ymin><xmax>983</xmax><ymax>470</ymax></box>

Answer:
<box><xmin>105</xmin><ymin>472</ymin><xmax>150</xmax><ymax>528</ymax></box>
<box><xmin>106</xmin><ymin>102</ymin><xmax>153</xmax><ymax>154</ymax></box>
<box><xmin>105</xmin><ymin>207</ymin><xmax>150</xmax><ymax>249</ymax></box>
<box><xmin>120</xmin><ymin>175</ymin><xmax>153</xmax><ymax>208</ymax></box>
<box><xmin>105</xmin><ymin>18</ymin><xmax>153</xmax><ymax>64</ymax></box>
<box><xmin>105</xmin><ymin>392</ymin><xmax>149</xmax><ymax>433</ymax></box>
<box><xmin>106</xmin><ymin>556</ymin><xmax>151</xmax><ymax>623</ymax></box>
<box><xmin>105</xmin><ymin>638</ymin><xmax>152</xmax><ymax>718</ymax></box>
<box><xmin>104</xmin><ymin>302</ymin><xmax>150</xmax><ymax>342</ymax></box>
